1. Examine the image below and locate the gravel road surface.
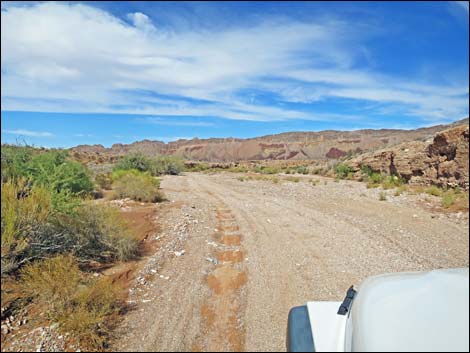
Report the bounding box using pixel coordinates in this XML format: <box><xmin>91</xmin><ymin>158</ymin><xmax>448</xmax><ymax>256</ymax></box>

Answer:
<box><xmin>113</xmin><ymin>172</ymin><xmax>469</xmax><ymax>352</ymax></box>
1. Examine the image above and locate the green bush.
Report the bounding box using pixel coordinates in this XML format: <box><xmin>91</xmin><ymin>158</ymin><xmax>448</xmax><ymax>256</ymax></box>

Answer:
<box><xmin>95</xmin><ymin>173</ymin><xmax>113</xmax><ymax>190</ymax></box>
<box><xmin>51</xmin><ymin>161</ymin><xmax>94</xmax><ymax>195</ymax></box>
<box><xmin>425</xmin><ymin>186</ymin><xmax>443</xmax><ymax>197</ymax></box>
<box><xmin>2</xmin><ymin>148</ymin><xmax>94</xmax><ymax>196</ymax></box>
<box><xmin>152</xmin><ymin>156</ymin><xmax>184</xmax><ymax>175</ymax></box>
<box><xmin>296</xmin><ymin>166</ymin><xmax>309</xmax><ymax>175</ymax></box>
<box><xmin>1</xmin><ymin>145</ymin><xmax>35</xmax><ymax>182</ymax></box>
<box><xmin>360</xmin><ymin>165</ymin><xmax>374</xmax><ymax>178</ymax></box>
<box><xmin>114</xmin><ymin>153</ymin><xmax>153</xmax><ymax>173</ymax></box>
<box><xmin>112</xmin><ymin>170</ymin><xmax>163</xmax><ymax>203</ymax></box>
<box><xmin>111</xmin><ymin>168</ymin><xmax>142</xmax><ymax>182</ymax></box>
<box><xmin>1</xmin><ymin>179</ymin><xmax>138</xmax><ymax>275</ymax></box>
<box><xmin>382</xmin><ymin>175</ymin><xmax>405</xmax><ymax>189</ymax></box>
<box><xmin>335</xmin><ymin>164</ymin><xmax>353</xmax><ymax>179</ymax></box>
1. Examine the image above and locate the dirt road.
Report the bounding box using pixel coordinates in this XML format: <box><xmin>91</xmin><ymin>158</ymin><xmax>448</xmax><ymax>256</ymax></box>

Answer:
<box><xmin>113</xmin><ymin>172</ymin><xmax>469</xmax><ymax>352</ymax></box>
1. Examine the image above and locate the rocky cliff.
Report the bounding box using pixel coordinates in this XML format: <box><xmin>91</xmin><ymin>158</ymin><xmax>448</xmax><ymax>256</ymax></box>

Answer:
<box><xmin>70</xmin><ymin>118</ymin><xmax>468</xmax><ymax>163</ymax></box>
<box><xmin>347</xmin><ymin>124</ymin><xmax>469</xmax><ymax>189</ymax></box>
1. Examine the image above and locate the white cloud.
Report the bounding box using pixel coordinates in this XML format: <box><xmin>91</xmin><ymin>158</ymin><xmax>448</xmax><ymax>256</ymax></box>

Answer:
<box><xmin>2</xmin><ymin>129</ymin><xmax>53</xmax><ymax>137</ymax></box>
<box><xmin>1</xmin><ymin>2</ymin><xmax>468</xmax><ymax>124</ymax></box>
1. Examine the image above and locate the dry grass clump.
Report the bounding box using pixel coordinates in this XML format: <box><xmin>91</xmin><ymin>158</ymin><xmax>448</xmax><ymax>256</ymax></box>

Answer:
<box><xmin>379</xmin><ymin>191</ymin><xmax>387</xmax><ymax>201</ymax></box>
<box><xmin>18</xmin><ymin>255</ymin><xmax>124</xmax><ymax>350</ymax></box>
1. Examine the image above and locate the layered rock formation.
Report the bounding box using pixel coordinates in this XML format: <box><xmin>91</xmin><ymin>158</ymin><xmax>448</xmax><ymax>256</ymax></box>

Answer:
<box><xmin>70</xmin><ymin>118</ymin><xmax>468</xmax><ymax>163</ymax></box>
<box><xmin>347</xmin><ymin>125</ymin><xmax>469</xmax><ymax>189</ymax></box>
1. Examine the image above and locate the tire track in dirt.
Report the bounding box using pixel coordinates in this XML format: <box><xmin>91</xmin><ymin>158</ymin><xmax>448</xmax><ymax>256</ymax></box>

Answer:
<box><xmin>189</xmin><ymin>184</ymin><xmax>248</xmax><ymax>352</ymax></box>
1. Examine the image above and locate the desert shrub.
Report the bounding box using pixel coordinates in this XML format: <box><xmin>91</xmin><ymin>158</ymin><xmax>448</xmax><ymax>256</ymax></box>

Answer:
<box><xmin>4</xmin><ymin>149</ymin><xmax>94</xmax><ymax>196</ymax></box>
<box><xmin>185</xmin><ymin>162</ymin><xmax>210</xmax><ymax>172</ymax></box>
<box><xmin>312</xmin><ymin>168</ymin><xmax>322</xmax><ymax>175</ymax></box>
<box><xmin>114</xmin><ymin>153</ymin><xmax>152</xmax><ymax>173</ymax></box>
<box><xmin>382</xmin><ymin>175</ymin><xmax>405</xmax><ymax>190</ymax></box>
<box><xmin>112</xmin><ymin>171</ymin><xmax>163</xmax><ymax>203</ymax></box>
<box><xmin>394</xmin><ymin>185</ymin><xmax>408</xmax><ymax>196</ymax></box>
<box><xmin>366</xmin><ymin>172</ymin><xmax>385</xmax><ymax>188</ymax></box>
<box><xmin>227</xmin><ymin>166</ymin><xmax>249</xmax><ymax>173</ymax></box>
<box><xmin>335</xmin><ymin>164</ymin><xmax>353</xmax><ymax>179</ymax></box>
<box><xmin>1</xmin><ymin>180</ymin><xmax>52</xmax><ymax>274</ymax></box>
<box><xmin>310</xmin><ymin>179</ymin><xmax>320</xmax><ymax>186</ymax></box>
<box><xmin>1</xmin><ymin>145</ymin><xmax>35</xmax><ymax>182</ymax></box>
<box><xmin>111</xmin><ymin>168</ymin><xmax>142</xmax><ymax>182</ymax></box>
<box><xmin>55</xmin><ymin>204</ymin><xmax>139</xmax><ymax>262</ymax></box>
<box><xmin>152</xmin><ymin>156</ymin><xmax>184</xmax><ymax>175</ymax></box>
<box><xmin>296</xmin><ymin>166</ymin><xmax>309</xmax><ymax>175</ymax></box>
<box><xmin>379</xmin><ymin>192</ymin><xmax>387</xmax><ymax>201</ymax></box>
<box><xmin>286</xmin><ymin>176</ymin><xmax>300</xmax><ymax>183</ymax></box>
<box><xmin>425</xmin><ymin>186</ymin><xmax>443</xmax><ymax>197</ymax></box>
<box><xmin>19</xmin><ymin>255</ymin><xmax>123</xmax><ymax>350</ymax></box>
<box><xmin>1</xmin><ymin>180</ymin><xmax>138</xmax><ymax>275</ymax></box>
<box><xmin>51</xmin><ymin>161</ymin><xmax>94</xmax><ymax>195</ymax></box>
<box><xmin>95</xmin><ymin>173</ymin><xmax>113</xmax><ymax>190</ymax></box>
<box><xmin>360</xmin><ymin>165</ymin><xmax>374</xmax><ymax>178</ymax></box>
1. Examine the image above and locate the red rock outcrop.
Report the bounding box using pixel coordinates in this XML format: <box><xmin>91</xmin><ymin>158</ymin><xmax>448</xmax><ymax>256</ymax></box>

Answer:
<box><xmin>347</xmin><ymin>125</ymin><xmax>469</xmax><ymax>189</ymax></box>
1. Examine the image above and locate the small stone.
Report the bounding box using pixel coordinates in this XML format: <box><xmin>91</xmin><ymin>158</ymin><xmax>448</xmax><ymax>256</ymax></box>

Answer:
<box><xmin>174</xmin><ymin>250</ymin><xmax>185</xmax><ymax>257</ymax></box>
<box><xmin>206</xmin><ymin>257</ymin><xmax>219</xmax><ymax>265</ymax></box>
<box><xmin>1</xmin><ymin>324</ymin><xmax>9</xmax><ymax>335</ymax></box>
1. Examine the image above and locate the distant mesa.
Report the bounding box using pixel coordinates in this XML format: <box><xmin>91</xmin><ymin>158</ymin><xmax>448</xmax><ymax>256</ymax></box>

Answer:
<box><xmin>69</xmin><ymin>118</ymin><xmax>469</xmax><ymax>164</ymax></box>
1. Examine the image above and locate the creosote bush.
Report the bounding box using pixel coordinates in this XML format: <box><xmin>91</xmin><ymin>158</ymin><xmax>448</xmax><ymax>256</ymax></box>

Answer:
<box><xmin>112</xmin><ymin>170</ymin><xmax>164</xmax><ymax>203</ymax></box>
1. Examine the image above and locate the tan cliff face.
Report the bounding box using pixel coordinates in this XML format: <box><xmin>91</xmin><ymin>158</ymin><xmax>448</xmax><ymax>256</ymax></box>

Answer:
<box><xmin>70</xmin><ymin>118</ymin><xmax>469</xmax><ymax>164</ymax></box>
<box><xmin>347</xmin><ymin>124</ymin><xmax>469</xmax><ymax>189</ymax></box>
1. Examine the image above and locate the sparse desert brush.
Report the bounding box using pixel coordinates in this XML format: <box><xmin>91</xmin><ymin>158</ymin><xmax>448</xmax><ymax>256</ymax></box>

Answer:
<box><xmin>19</xmin><ymin>255</ymin><xmax>124</xmax><ymax>350</ymax></box>
<box><xmin>95</xmin><ymin>173</ymin><xmax>113</xmax><ymax>190</ymax></box>
<box><xmin>438</xmin><ymin>187</ymin><xmax>467</xmax><ymax>210</ymax></box>
<box><xmin>152</xmin><ymin>156</ymin><xmax>184</xmax><ymax>175</ymax></box>
<box><xmin>310</xmin><ymin>179</ymin><xmax>320</xmax><ymax>186</ymax></box>
<box><xmin>1</xmin><ymin>180</ymin><xmax>52</xmax><ymax>274</ymax></box>
<box><xmin>112</xmin><ymin>170</ymin><xmax>164</xmax><ymax>203</ymax></box>
<box><xmin>379</xmin><ymin>191</ymin><xmax>387</xmax><ymax>201</ymax></box>
<box><xmin>114</xmin><ymin>153</ymin><xmax>153</xmax><ymax>173</ymax></box>
<box><xmin>1</xmin><ymin>179</ymin><xmax>138</xmax><ymax>274</ymax></box>
<box><xmin>366</xmin><ymin>172</ymin><xmax>385</xmax><ymax>188</ymax></box>
<box><xmin>394</xmin><ymin>185</ymin><xmax>408</xmax><ymax>196</ymax></box>
<box><xmin>335</xmin><ymin>164</ymin><xmax>353</xmax><ymax>179</ymax></box>
<box><xmin>286</xmin><ymin>176</ymin><xmax>300</xmax><ymax>183</ymax></box>
<box><xmin>296</xmin><ymin>166</ymin><xmax>309</xmax><ymax>175</ymax></box>
<box><xmin>425</xmin><ymin>185</ymin><xmax>443</xmax><ymax>197</ymax></box>
<box><xmin>56</xmin><ymin>204</ymin><xmax>139</xmax><ymax>262</ymax></box>
<box><xmin>382</xmin><ymin>175</ymin><xmax>405</xmax><ymax>190</ymax></box>
<box><xmin>228</xmin><ymin>166</ymin><xmax>249</xmax><ymax>173</ymax></box>
<box><xmin>254</xmin><ymin>166</ymin><xmax>279</xmax><ymax>175</ymax></box>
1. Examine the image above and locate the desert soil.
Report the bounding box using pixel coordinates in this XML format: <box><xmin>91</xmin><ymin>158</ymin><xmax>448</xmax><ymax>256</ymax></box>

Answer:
<box><xmin>112</xmin><ymin>172</ymin><xmax>469</xmax><ymax>352</ymax></box>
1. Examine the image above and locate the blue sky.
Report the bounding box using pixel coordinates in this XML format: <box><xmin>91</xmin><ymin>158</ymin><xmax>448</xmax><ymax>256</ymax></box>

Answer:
<box><xmin>1</xmin><ymin>1</ymin><xmax>469</xmax><ymax>148</ymax></box>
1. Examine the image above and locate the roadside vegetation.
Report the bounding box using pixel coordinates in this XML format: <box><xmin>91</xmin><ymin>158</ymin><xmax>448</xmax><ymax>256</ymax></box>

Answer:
<box><xmin>1</xmin><ymin>145</ymin><xmax>141</xmax><ymax>350</ymax></box>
